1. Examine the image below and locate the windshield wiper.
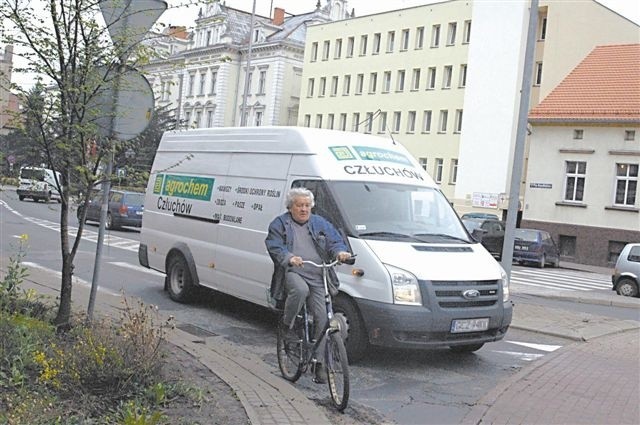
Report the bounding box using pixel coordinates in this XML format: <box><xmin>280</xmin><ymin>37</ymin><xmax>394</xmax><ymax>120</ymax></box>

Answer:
<box><xmin>413</xmin><ymin>233</ymin><xmax>471</xmax><ymax>243</ymax></box>
<box><xmin>359</xmin><ymin>231</ymin><xmax>423</xmax><ymax>242</ymax></box>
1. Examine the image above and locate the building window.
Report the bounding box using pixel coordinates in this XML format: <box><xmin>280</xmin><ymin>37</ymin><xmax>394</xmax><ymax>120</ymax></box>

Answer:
<box><xmin>365</xmin><ymin>112</ymin><xmax>374</xmax><ymax>133</ymax></box>
<box><xmin>369</xmin><ymin>72</ymin><xmax>377</xmax><ymax>93</ymax></box>
<box><xmin>161</xmin><ymin>80</ymin><xmax>170</xmax><ymax>101</ymax></box>
<box><xmin>573</xmin><ymin>129</ymin><xmax>584</xmax><ymax>140</ymax></box>
<box><xmin>454</xmin><ymin>109</ymin><xmax>463</xmax><ymax>133</ymax></box>
<box><xmin>316</xmin><ymin>114</ymin><xmax>323</xmax><ymax>128</ymax></box>
<box><xmin>442</xmin><ymin>65</ymin><xmax>452</xmax><ymax>89</ymax></box>
<box><xmin>393</xmin><ymin>111</ymin><xmax>401</xmax><ymax>133</ymax></box>
<box><xmin>535</xmin><ymin>62</ymin><xmax>543</xmax><ymax>86</ymax></box>
<box><xmin>255</xmin><ymin>111</ymin><xmax>263</xmax><ymax>126</ymax></box>
<box><xmin>304</xmin><ymin>114</ymin><xmax>311</xmax><ymax>127</ymax></box>
<box><xmin>339</xmin><ymin>113</ymin><xmax>347</xmax><ymax>131</ymax></box>
<box><xmin>625</xmin><ymin>130</ymin><xmax>636</xmax><ymax>141</ymax></box>
<box><xmin>319</xmin><ymin>77</ymin><xmax>326</xmax><ymax>97</ymax></box>
<box><xmin>435</xmin><ymin>158</ymin><xmax>444</xmax><ymax>183</ymax></box>
<box><xmin>184</xmin><ymin>111</ymin><xmax>191</xmax><ymax>126</ymax></box>
<box><xmin>539</xmin><ymin>16</ymin><xmax>547</xmax><ymax>40</ymax></box>
<box><xmin>310</xmin><ymin>42</ymin><xmax>318</xmax><ymax>61</ymax></box>
<box><xmin>353</xmin><ymin>112</ymin><xmax>360</xmax><ymax>131</ymax></box>
<box><xmin>245</xmin><ymin>71</ymin><xmax>252</xmax><ymax>94</ymax></box>
<box><xmin>564</xmin><ymin>161</ymin><xmax>586</xmax><ymax>202</ymax></box>
<box><xmin>427</xmin><ymin>67</ymin><xmax>436</xmax><ymax>89</ymax></box>
<box><xmin>346</xmin><ymin>36</ymin><xmax>355</xmax><ymax>57</ymax></box>
<box><xmin>401</xmin><ymin>29</ymin><xmax>410</xmax><ymax>50</ymax></box>
<box><xmin>447</xmin><ymin>22</ymin><xmax>457</xmax><ymax>45</ymax></box>
<box><xmin>206</xmin><ymin>110</ymin><xmax>214</xmax><ymax>127</ymax></box>
<box><xmin>383</xmin><ymin>71</ymin><xmax>391</xmax><ymax>93</ymax></box>
<box><xmin>372</xmin><ymin>33</ymin><xmax>381</xmax><ymax>54</ymax></box>
<box><xmin>449</xmin><ymin>159</ymin><xmax>458</xmax><ymax>184</ymax></box>
<box><xmin>334</xmin><ymin>38</ymin><xmax>342</xmax><ymax>58</ymax></box>
<box><xmin>378</xmin><ymin>111</ymin><xmax>387</xmax><ymax>133</ymax></box>
<box><xmin>195</xmin><ymin>110</ymin><xmax>202</xmax><ymax>128</ymax></box>
<box><xmin>360</xmin><ymin>34</ymin><xmax>368</xmax><ymax>55</ymax></box>
<box><xmin>258</xmin><ymin>70</ymin><xmax>267</xmax><ymax>95</ymax></box>
<box><xmin>322</xmin><ymin>40</ymin><xmax>330</xmax><ymax>60</ymax></box>
<box><xmin>416</xmin><ymin>26</ymin><xmax>425</xmax><ymax>49</ymax></box>
<box><xmin>419</xmin><ymin>158</ymin><xmax>427</xmax><ymax>171</ymax></box>
<box><xmin>431</xmin><ymin>24</ymin><xmax>440</xmax><ymax>47</ymax></box>
<box><xmin>615</xmin><ymin>163</ymin><xmax>638</xmax><ymax>206</ymax></box>
<box><xmin>559</xmin><ymin>235</ymin><xmax>576</xmax><ymax>257</ymax></box>
<box><xmin>356</xmin><ymin>74</ymin><xmax>364</xmax><ymax>94</ymax></box>
<box><xmin>187</xmin><ymin>73</ymin><xmax>195</xmax><ymax>96</ymax></box>
<box><xmin>199</xmin><ymin>72</ymin><xmax>206</xmax><ymax>95</ymax></box>
<box><xmin>331</xmin><ymin>76</ymin><xmax>339</xmax><ymax>96</ymax></box>
<box><xmin>459</xmin><ymin>64</ymin><xmax>467</xmax><ymax>87</ymax></box>
<box><xmin>210</xmin><ymin>71</ymin><xmax>217</xmax><ymax>95</ymax></box>
<box><xmin>438</xmin><ymin>110</ymin><xmax>448</xmax><ymax>133</ymax></box>
<box><xmin>307</xmin><ymin>78</ymin><xmax>315</xmax><ymax>97</ymax></box>
<box><xmin>327</xmin><ymin>113</ymin><xmax>335</xmax><ymax>130</ymax></box>
<box><xmin>386</xmin><ymin>31</ymin><xmax>395</xmax><ymax>52</ymax></box>
<box><xmin>407</xmin><ymin>110</ymin><xmax>416</xmax><ymax>133</ymax></box>
<box><xmin>343</xmin><ymin>74</ymin><xmax>351</xmax><ymax>95</ymax></box>
<box><xmin>411</xmin><ymin>68</ymin><xmax>421</xmax><ymax>91</ymax></box>
<box><xmin>422</xmin><ymin>110</ymin><xmax>432</xmax><ymax>133</ymax></box>
<box><xmin>396</xmin><ymin>70</ymin><xmax>405</xmax><ymax>92</ymax></box>
<box><xmin>463</xmin><ymin>20</ymin><xmax>471</xmax><ymax>43</ymax></box>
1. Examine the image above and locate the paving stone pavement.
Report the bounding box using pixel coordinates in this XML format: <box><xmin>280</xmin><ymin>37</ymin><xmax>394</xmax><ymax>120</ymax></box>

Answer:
<box><xmin>3</xmin><ymin>261</ymin><xmax>639</xmax><ymax>425</ymax></box>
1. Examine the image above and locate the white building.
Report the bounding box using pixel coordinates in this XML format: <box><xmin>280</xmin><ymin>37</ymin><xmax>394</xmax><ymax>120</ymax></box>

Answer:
<box><xmin>143</xmin><ymin>0</ymin><xmax>352</xmax><ymax>128</ymax></box>
<box><xmin>525</xmin><ymin>44</ymin><xmax>640</xmax><ymax>267</ymax></box>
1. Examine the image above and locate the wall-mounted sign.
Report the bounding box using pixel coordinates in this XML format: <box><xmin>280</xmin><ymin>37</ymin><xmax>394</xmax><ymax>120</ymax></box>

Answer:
<box><xmin>529</xmin><ymin>183</ymin><xmax>552</xmax><ymax>189</ymax></box>
<box><xmin>472</xmin><ymin>192</ymin><xmax>499</xmax><ymax>208</ymax></box>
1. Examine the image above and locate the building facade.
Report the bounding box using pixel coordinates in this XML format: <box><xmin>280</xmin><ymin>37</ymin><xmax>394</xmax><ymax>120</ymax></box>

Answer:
<box><xmin>143</xmin><ymin>0</ymin><xmax>351</xmax><ymax>129</ymax></box>
<box><xmin>525</xmin><ymin>44</ymin><xmax>640</xmax><ymax>267</ymax></box>
<box><xmin>0</xmin><ymin>44</ymin><xmax>19</xmax><ymax>136</ymax></box>
<box><xmin>297</xmin><ymin>0</ymin><xmax>640</xmax><ymax>217</ymax></box>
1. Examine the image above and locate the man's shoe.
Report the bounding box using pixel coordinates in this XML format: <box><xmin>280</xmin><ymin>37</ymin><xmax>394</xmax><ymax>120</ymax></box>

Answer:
<box><xmin>280</xmin><ymin>319</ymin><xmax>299</xmax><ymax>341</ymax></box>
<box><xmin>313</xmin><ymin>362</ymin><xmax>327</xmax><ymax>384</ymax></box>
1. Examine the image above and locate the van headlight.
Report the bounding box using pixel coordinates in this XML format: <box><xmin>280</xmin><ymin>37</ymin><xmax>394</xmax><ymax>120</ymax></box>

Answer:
<box><xmin>501</xmin><ymin>268</ymin><xmax>510</xmax><ymax>302</ymax></box>
<box><xmin>385</xmin><ymin>264</ymin><xmax>422</xmax><ymax>305</ymax></box>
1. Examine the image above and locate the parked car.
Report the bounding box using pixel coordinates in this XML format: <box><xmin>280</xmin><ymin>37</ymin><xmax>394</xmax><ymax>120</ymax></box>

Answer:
<box><xmin>512</xmin><ymin>229</ymin><xmax>560</xmax><ymax>268</ymax></box>
<box><xmin>461</xmin><ymin>212</ymin><xmax>500</xmax><ymax>220</ymax></box>
<box><xmin>611</xmin><ymin>243</ymin><xmax>640</xmax><ymax>297</ymax></box>
<box><xmin>462</xmin><ymin>218</ymin><xmax>505</xmax><ymax>259</ymax></box>
<box><xmin>78</xmin><ymin>190</ymin><xmax>144</xmax><ymax>230</ymax></box>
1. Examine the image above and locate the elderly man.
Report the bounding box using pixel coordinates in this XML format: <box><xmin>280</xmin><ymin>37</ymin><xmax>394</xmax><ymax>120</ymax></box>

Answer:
<box><xmin>265</xmin><ymin>187</ymin><xmax>351</xmax><ymax>383</ymax></box>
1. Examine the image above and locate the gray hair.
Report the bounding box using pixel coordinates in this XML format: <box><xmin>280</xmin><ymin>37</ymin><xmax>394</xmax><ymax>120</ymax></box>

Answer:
<box><xmin>286</xmin><ymin>187</ymin><xmax>315</xmax><ymax>209</ymax></box>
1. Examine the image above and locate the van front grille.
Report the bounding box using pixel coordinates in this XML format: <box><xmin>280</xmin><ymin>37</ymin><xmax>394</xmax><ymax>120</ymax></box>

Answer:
<box><xmin>422</xmin><ymin>280</ymin><xmax>500</xmax><ymax>309</ymax></box>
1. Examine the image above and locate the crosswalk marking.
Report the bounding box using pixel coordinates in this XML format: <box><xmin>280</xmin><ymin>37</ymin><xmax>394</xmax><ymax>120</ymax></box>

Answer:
<box><xmin>511</xmin><ymin>268</ymin><xmax>611</xmax><ymax>292</ymax></box>
<box><xmin>22</xmin><ymin>261</ymin><xmax>122</xmax><ymax>297</ymax></box>
<box><xmin>507</xmin><ymin>341</ymin><xmax>562</xmax><ymax>352</ymax></box>
<box><xmin>109</xmin><ymin>261</ymin><xmax>164</xmax><ymax>276</ymax></box>
<box><xmin>492</xmin><ymin>351</ymin><xmax>545</xmax><ymax>361</ymax></box>
<box><xmin>1</xmin><ymin>200</ymin><xmax>139</xmax><ymax>253</ymax></box>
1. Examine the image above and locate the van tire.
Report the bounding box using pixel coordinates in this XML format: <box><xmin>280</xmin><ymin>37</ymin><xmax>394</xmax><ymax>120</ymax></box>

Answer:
<box><xmin>538</xmin><ymin>254</ymin><xmax>546</xmax><ymax>269</ymax></box>
<box><xmin>616</xmin><ymin>278</ymin><xmax>639</xmax><ymax>297</ymax></box>
<box><xmin>18</xmin><ymin>195</ymin><xmax>24</xmax><ymax>201</ymax></box>
<box><xmin>333</xmin><ymin>295</ymin><xmax>368</xmax><ymax>363</ymax></box>
<box><xmin>106</xmin><ymin>213</ymin><xmax>114</xmax><ymax>230</ymax></box>
<box><xmin>166</xmin><ymin>254</ymin><xmax>194</xmax><ymax>303</ymax></box>
<box><xmin>449</xmin><ymin>343</ymin><xmax>484</xmax><ymax>353</ymax></box>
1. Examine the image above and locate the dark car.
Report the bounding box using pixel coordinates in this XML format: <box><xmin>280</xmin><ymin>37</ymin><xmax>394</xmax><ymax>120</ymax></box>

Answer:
<box><xmin>78</xmin><ymin>190</ymin><xmax>144</xmax><ymax>230</ymax></box>
<box><xmin>462</xmin><ymin>218</ymin><xmax>505</xmax><ymax>259</ymax></box>
<box><xmin>512</xmin><ymin>229</ymin><xmax>560</xmax><ymax>268</ymax></box>
<box><xmin>461</xmin><ymin>212</ymin><xmax>500</xmax><ymax>220</ymax></box>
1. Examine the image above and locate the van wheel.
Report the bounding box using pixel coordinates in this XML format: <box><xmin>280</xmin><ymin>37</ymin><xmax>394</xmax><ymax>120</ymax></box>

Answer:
<box><xmin>18</xmin><ymin>195</ymin><xmax>24</xmax><ymax>201</ymax></box>
<box><xmin>616</xmin><ymin>278</ymin><xmax>639</xmax><ymax>297</ymax></box>
<box><xmin>106</xmin><ymin>213</ymin><xmax>114</xmax><ymax>230</ymax></box>
<box><xmin>449</xmin><ymin>343</ymin><xmax>484</xmax><ymax>353</ymax></box>
<box><xmin>538</xmin><ymin>254</ymin><xmax>546</xmax><ymax>269</ymax></box>
<box><xmin>333</xmin><ymin>295</ymin><xmax>368</xmax><ymax>363</ymax></box>
<box><xmin>166</xmin><ymin>255</ymin><xmax>194</xmax><ymax>303</ymax></box>
<box><xmin>43</xmin><ymin>192</ymin><xmax>51</xmax><ymax>203</ymax></box>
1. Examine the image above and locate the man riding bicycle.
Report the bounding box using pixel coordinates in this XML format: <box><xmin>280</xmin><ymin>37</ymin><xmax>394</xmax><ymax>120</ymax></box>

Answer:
<box><xmin>265</xmin><ymin>187</ymin><xmax>351</xmax><ymax>383</ymax></box>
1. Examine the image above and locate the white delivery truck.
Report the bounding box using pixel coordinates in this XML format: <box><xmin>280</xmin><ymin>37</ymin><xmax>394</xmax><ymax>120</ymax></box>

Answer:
<box><xmin>139</xmin><ymin>127</ymin><xmax>512</xmax><ymax>360</ymax></box>
<box><xmin>17</xmin><ymin>166</ymin><xmax>63</xmax><ymax>203</ymax></box>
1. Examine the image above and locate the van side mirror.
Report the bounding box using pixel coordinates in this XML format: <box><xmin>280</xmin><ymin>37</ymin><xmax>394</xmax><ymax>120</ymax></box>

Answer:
<box><xmin>471</xmin><ymin>228</ymin><xmax>486</xmax><ymax>242</ymax></box>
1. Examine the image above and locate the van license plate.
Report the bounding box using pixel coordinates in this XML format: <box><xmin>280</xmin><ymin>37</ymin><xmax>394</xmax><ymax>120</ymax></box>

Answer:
<box><xmin>451</xmin><ymin>318</ymin><xmax>489</xmax><ymax>333</ymax></box>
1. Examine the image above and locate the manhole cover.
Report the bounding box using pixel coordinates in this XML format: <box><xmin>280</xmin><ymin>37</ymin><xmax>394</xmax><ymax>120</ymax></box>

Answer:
<box><xmin>176</xmin><ymin>323</ymin><xmax>218</xmax><ymax>338</ymax></box>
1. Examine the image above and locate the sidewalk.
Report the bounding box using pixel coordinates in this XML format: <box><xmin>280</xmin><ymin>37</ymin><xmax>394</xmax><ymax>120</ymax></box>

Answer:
<box><xmin>4</xmin><ymin>262</ymin><xmax>640</xmax><ymax>425</ymax></box>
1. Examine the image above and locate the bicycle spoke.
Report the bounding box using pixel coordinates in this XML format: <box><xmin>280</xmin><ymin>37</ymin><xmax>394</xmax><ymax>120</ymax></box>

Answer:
<box><xmin>277</xmin><ymin>324</ymin><xmax>304</xmax><ymax>382</ymax></box>
<box><xmin>326</xmin><ymin>331</ymin><xmax>350</xmax><ymax>411</ymax></box>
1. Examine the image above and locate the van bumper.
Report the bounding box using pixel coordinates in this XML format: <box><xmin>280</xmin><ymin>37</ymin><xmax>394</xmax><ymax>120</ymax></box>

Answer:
<box><xmin>355</xmin><ymin>298</ymin><xmax>512</xmax><ymax>349</ymax></box>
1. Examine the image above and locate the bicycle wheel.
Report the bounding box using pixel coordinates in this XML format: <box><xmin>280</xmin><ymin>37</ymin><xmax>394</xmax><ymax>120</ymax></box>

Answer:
<box><xmin>277</xmin><ymin>321</ymin><xmax>304</xmax><ymax>382</ymax></box>
<box><xmin>325</xmin><ymin>331</ymin><xmax>350</xmax><ymax>411</ymax></box>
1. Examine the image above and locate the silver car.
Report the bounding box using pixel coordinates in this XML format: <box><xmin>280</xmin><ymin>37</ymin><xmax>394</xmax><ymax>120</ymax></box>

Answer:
<box><xmin>612</xmin><ymin>243</ymin><xmax>640</xmax><ymax>297</ymax></box>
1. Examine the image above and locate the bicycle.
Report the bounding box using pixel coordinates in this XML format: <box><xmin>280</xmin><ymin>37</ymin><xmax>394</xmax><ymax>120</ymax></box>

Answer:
<box><xmin>276</xmin><ymin>257</ymin><xmax>354</xmax><ymax>412</ymax></box>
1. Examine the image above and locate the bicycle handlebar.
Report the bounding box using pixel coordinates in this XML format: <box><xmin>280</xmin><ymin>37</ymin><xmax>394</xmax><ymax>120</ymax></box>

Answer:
<box><xmin>301</xmin><ymin>255</ymin><xmax>356</xmax><ymax>268</ymax></box>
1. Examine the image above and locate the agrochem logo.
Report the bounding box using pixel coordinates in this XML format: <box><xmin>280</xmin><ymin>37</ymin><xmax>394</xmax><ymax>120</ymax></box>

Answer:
<box><xmin>153</xmin><ymin>174</ymin><xmax>214</xmax><ymax>201</ymax></box>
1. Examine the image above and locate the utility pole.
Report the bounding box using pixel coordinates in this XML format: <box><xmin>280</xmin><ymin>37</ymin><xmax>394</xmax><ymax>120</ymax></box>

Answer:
<box><xmin>240</xmin><ymin>0</ymin><xmax>257</xmax><ymax>126</ymax></box>
<box><xmin>501</xmin><ymin>0</ymin><xmax>539</xmax><ymax>276</ymax></box>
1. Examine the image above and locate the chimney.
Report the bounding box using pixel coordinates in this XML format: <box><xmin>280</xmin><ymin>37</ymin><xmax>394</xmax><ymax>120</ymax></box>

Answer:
<box><xmin>273</xmin><ymin>7</ymin><xmax>285</xmax><ymax>26</ymax></box>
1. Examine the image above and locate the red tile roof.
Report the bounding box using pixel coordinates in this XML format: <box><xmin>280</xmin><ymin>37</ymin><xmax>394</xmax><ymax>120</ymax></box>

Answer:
<box><xmin>529</xmin><ymin>44</ymin><xmax>640</xmax><ymax>123</ymax></box>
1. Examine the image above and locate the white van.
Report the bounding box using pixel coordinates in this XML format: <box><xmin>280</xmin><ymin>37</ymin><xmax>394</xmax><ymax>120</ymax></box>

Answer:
<box><xmin>139</xmin><ymin>127</ymin><xmax>512</xmax><ymax>360</ymax></box>
<box><xmin>17</xmin><ymin>166</ymin><xmax>63</xmax><ymax>203</ymax></box>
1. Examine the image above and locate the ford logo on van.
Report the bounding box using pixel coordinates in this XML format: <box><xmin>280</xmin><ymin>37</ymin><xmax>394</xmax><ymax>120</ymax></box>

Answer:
<box><xmin>462</xmin><ymin>289</ymin><xmax>481</xmax><ymax>299</ymax></box>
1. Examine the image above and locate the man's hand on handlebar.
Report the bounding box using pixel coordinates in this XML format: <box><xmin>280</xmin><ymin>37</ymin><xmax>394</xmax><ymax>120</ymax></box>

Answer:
<box><xmin>336</xmin><ymin>251</ymin><xmax>353</xmax><ymax>263</ymax></box>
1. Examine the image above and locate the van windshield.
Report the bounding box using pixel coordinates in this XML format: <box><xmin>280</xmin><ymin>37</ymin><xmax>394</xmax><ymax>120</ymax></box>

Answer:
<box><xmin>329</xmin><ymin>181</ymin><xmax>471</xmax><ymax>243</ymax></box>
<box><xmin>20</xmin><ymin>169</ymin><xmax>45</xmax><ymax>181</ymax></box>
